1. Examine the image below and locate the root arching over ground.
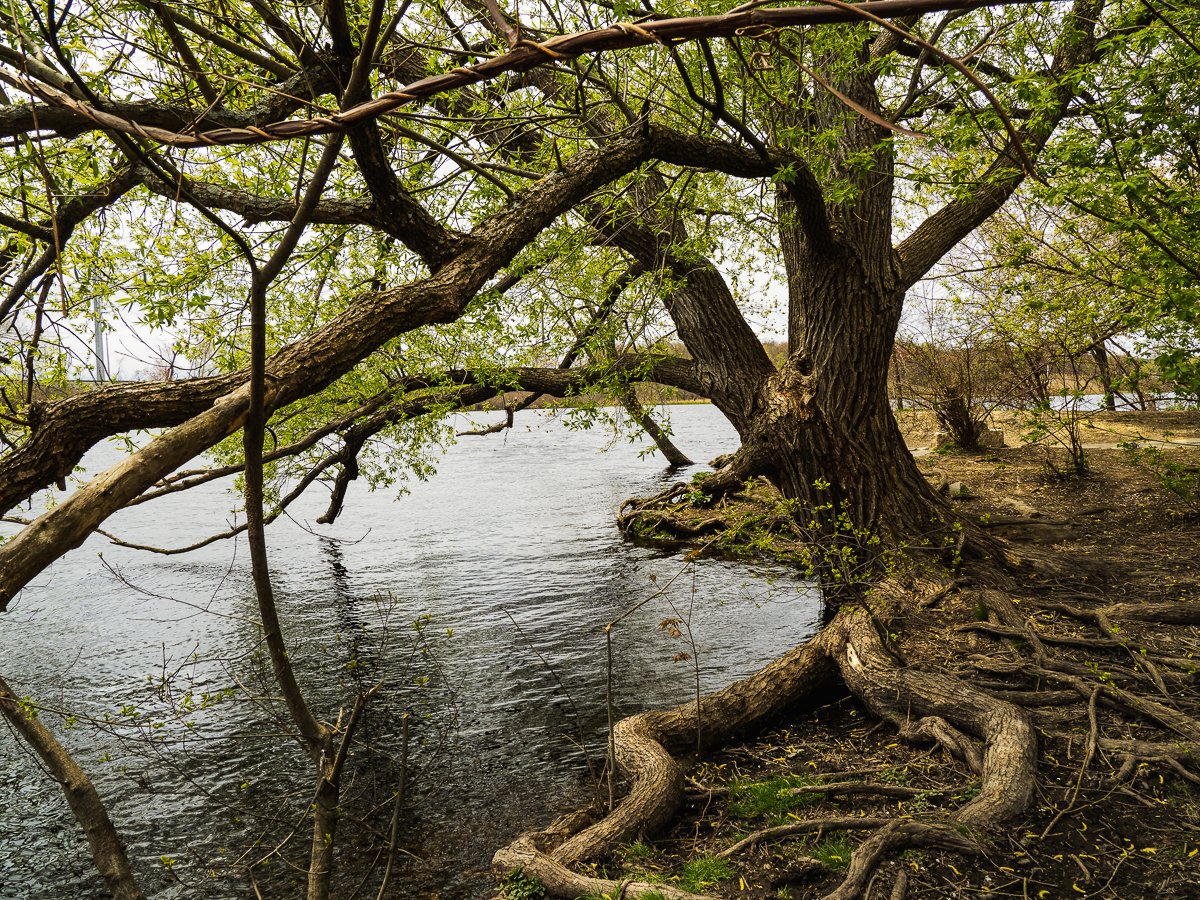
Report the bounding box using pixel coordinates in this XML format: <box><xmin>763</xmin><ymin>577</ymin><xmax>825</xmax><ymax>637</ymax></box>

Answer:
<box><xmin>494</xmin><ymin>443</ymin><xmax>1200</xmax><ymax>899</ymax></box>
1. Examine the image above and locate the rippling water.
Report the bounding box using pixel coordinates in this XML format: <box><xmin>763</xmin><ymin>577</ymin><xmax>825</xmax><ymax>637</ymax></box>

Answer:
<box><xmin>0</xmin><ymin>404</ymin><xmax>820</xmax><ymax>898</ymax></box>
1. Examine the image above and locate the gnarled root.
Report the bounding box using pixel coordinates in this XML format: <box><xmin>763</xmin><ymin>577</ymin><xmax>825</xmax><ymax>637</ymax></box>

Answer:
<box><xmin>553</xmin><ymin>710</ymin><xmax>687</xmax><ymax>864</ymax></box>
<box><xmin>495</xmin><ymin>588</ymin><xmax>1046</xmax><ymax>897</ymax></box>
<box><xmin>824</xmin><ymin>820</ymin><xmax>980</xmax><ymax>900</ymax></box>
<box><xmin>495</xmin><ymin>835</ymin><xmax>717</xmax><ymax>900</ymax></box>
<box><xmin>492</xmin><ymin>630</ymin><xmax>839</xmax><ymax>886</ymax></box>
<box><xmin>832</xmin><ymin>608</ymin><xmax>1037</xmax><ymax>826</ymax></box>
<box><xmin>617</xmin><ymin>448</ymin><xmax>769</xmax><ymax>537</ymax></box>
<box><xmin>553</xmin><ymin>632</ymin><xmax>839</xmax><ymax>864</ymax></box>
<box><xmin>899</xmin><ymin>716</ymin><xmax>984</xmax><ymax>774</ymax></box>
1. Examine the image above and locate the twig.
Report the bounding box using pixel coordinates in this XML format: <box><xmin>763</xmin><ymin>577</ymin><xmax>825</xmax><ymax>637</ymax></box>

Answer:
<box><xmin>719</xmin><ymin>816</ymin><xmax>890</xmax><ymax>857</ymax></box>
<box><xmin>376</xmin><ymin>713</ymin><xmax>410</xmax><ymax>900</ymax></box>
<box><xmin>1038</xmin><ymin>685</ymin><xmax>1099</xmax><ymax>840</ymax></box>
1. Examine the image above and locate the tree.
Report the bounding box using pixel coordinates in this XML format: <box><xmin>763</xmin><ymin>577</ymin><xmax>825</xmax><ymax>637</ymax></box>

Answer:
<box><xmin>973</xmin><ymin>0</ymin><xmax>1200</xmax><ymax>403</ymax></box>
<box><xmin>2</xmin><ymin>0</ymin><xmax>1196</xmax><ymax>896</ymax></box>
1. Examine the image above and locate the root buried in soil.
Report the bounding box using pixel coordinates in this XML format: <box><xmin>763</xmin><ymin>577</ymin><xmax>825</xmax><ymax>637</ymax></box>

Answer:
<box><xmin>494</xmin><ymin>444</ymin><xmax>1200</xmax><ymax>899</ymax></box>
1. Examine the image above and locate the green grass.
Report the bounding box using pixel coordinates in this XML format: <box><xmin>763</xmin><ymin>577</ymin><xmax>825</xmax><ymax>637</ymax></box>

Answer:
<box><xmin>726</xmin><ymin>774</ymin><xmax>822</xmax><ymax>822</ymax></box>
<box><xmin>619</xmin><ymin>840</ymin><xmax>657</xmax><ymax>864</ymax></box>
<box><xmin>678</xmin><ymin>855</ymin><xmax>737</xmax><ymax>892</ymax></box>
<box><xmin>877</xmin><ymin>766</ymin><xmax>910</xmax><ymax>785</ymax></box>
<box><xmin>811</xmin><ymin>835</ymin><xmax>855</xmax><ymax>870</ymax></box>
<box><xmin>614</xmin><ymin>839</ymin><xmax>670</xmax><ymax>886</ymax></box>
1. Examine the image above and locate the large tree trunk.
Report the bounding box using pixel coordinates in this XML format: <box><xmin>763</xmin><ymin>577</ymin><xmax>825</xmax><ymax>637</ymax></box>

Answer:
<box><xmin>763</xmin><ymin>232</ymin><xmax>947</xmax><ymax>548</ymax></box>
<box><xmin>716</xmin><ymin>110</ymin><xmax>952</xmax><ymax>563</ymax></box>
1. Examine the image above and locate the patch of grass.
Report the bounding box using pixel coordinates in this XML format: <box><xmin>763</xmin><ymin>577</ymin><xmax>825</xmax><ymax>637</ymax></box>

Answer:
<box><xmin>953</xmin><ymin>782</ymin><xmax>981</xmax><ymax>803</ymax></box>
<box><xmin>678</xmin><ymin>855</ymin><xmax>736</xmax><ymax>892</ymax></box>
<box><xmin>615</xmin><ymin>841</ymin><xmax>669</xmax><ymax>885</ymax></box>
<box><xmin>726</xmin><ymin>774</ymin><xmax>821</xmax><ymax>821</ymax></box>
<box><xmin>619</xmin><ymin>841</ymin><xmax>657</xmax><ymax>864</ymax></box>
<box><xmin>811</xmin><ymin>834</ymin><xmax>855</xmax><ymax>870</ymax></box>
<box><xmin>903</xmin><ymin>790</ymin><xmax>937</xmax><ymax>813</ymax></box>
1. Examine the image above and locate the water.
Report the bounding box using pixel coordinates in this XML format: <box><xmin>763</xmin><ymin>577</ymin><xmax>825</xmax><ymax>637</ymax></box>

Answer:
<box><xmin>0</xmin><ymin>404</ymin><xmax>821</xmax><ymax>899</ymax></box>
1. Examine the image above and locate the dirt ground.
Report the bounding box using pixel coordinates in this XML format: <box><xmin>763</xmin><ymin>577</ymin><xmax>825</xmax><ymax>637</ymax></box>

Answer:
<box><xmin>589</xmin><ymin>410</ymin><xmax>1200</xmax><ymax>900</ymax></box>
<box><xmin>896</xmin><ymin>408</ymin><xmax>1200</xmax><ymax>452</ymax></box>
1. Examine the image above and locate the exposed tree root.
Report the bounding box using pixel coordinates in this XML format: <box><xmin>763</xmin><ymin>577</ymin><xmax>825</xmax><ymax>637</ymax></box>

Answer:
<box><xmin>495</xmin><ymin>500</ymin><xmax>1200</xmax><ymax>899</ymax></box>
<box><xmin>552</xmin><ymin>633</ymin><xmax>839</xmax><ymax>864</ymax></box>
<box><xmin>718</xmin><ymin>817</ymin><xmax>891</xmax><ymax>858</ymax></box>
<box><xmin>833</xmin><ymin>605</ymin><xmax>1038</xmax><ymax>827</ymax></box>
<box><xmin>782</xmin><ymin>780</ymin><xmax>933</xmax><ymax>800</ymax></box>
<box><xmin>495</xmin><ymin>836</ymin><xmax>717</xmax><ymax>900</ymax></box>
<box><xmin>823</xmin><ymin>820</ymin><xmax>980</xmax><ymax>900</ymax></box>
<box><xmin>898</xmin><ymin>716</ymin><xmax>983</xmax><ymax>774</ymax></box>
<box><xmin>616</xmin><ymin>448</ymin><xmax>772</xmax><ymax>540</ymax></box>
<box><xmin>494</xmin><ymin>578</ymin><xmax>1051</xmax><ymax>897</ymax></box>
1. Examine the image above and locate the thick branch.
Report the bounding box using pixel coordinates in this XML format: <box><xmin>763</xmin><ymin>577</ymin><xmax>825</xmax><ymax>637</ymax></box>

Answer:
<box><xmin>0</xmin><ymin>168</ymin><xmax>140</xmax><ymax>322</ymax></box>
<box><xmin>138</xmin><ymin>170</ymin><xmax>386</xmax><ymax>230</ymax></box>
<box><xmin>0</xmin><ymin>63</ymin><xmax>339</xmax><ymax>140</ymax></box>
<box><xmin>0</xmin><ymin>122</ymin><xmax>703</xmax><ymax>604</ymax></box>
<box><xmin>593</xmin><ymin>209</ymin><xmax>775</xmax><ymax>425</ymax></box>
<box><xmin>346</xmin><ymin>121</ymin><xmax>469</xmax><ymax>269</ymax></box>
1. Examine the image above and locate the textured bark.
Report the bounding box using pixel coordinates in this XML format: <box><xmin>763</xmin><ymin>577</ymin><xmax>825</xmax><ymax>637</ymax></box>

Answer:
<box><xmin>0</xmin><ymin>130</ymin><xmax>766</xmax><ymax>608</ymax></box>
<box><xmin>833</xmin><ymin>608</ymin><xmax>1037</xmax><ymax>826</ymax></box>
<box><xmin>494</xmin><ymin>5</ymin><xmax>1107</xmax><ymax>895</ymax></box>
<box><xmin>308</xmin><ymin>763</ymin><xmax>340</xmax><ymax>900</ymax></box>
<box><xmin>594</xmin><ymin>206</ymin><xmax>776</xmax><ymax>428</ymax></box>
<box><xmin>619</xmin><ymin>389</ymin><xmax>693</xmax><ymax>467</ymax></box>
<box><xmin>497</xmin><ymin>837</ymin><xmax>717</xmax><ymax>899</ymax></box>
<box><xmin>0</xmin><ymin>386</ymin><xmax>254</xmax><ymax>608</ymax></box>
<box><xmin>6</xmin><ymin>0</ymin><xmax>1049</xmax><ymax>149</ymax></box>
<box><xmin>823</xmin><ymin>820</ymin><xmax>979</xmax><ymax>900</ymax></box>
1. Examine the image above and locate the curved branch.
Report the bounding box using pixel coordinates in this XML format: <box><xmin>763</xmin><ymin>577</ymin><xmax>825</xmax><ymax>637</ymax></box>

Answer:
<box><xmin>0</xmin><ymin>167</ymin><xmax>140</xmax><ymax>323</ymax></box>
<box><xmin>138</xmin><ymin>170</ymin><xmax>385</xmax><ymax>230</ymax></box>
<box><xmin>347</xmin><ymin>120</ymin><xmax>471</xmax><ymax>269</ymax></box>
<box><xmin>0</xmin><ymin>0</ymin><xmax>1051</xmax><ymax>148</ymax></box>
<box><xmin>0</xmin><ymin>62</ymin><xmax>341</xmax><ymax>140</ymax></box>
<box><xmin>591</xmin><ymin>206</ymin><xmax>775</xmax><ymax>425</ymax></box>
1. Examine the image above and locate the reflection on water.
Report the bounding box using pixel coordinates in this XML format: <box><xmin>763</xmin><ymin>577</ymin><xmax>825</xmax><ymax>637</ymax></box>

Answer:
<box><xmin>0</xmin><ymin>405</ymin><xmax>820</xmax><ymax>898</ymax></box>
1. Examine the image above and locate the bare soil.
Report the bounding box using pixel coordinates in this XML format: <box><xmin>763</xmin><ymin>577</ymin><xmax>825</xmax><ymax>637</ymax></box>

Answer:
<box><xmin>896</xmin><ymin>408</ymin><xmax>1200</xmax><ymax>452</ymax></box>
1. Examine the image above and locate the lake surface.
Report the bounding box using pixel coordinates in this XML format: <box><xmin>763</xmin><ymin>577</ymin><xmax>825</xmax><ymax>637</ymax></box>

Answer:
<box><xmin>0</xmin><ymin>404</ymin><xmax>821</xmax><ymax>898</ymax></box>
